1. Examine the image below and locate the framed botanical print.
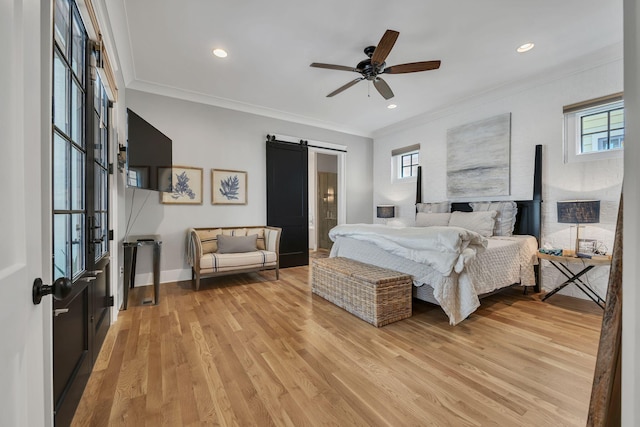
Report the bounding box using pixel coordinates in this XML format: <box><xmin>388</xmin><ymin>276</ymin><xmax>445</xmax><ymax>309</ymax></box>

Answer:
<box><xmin>158</xmin><ymin>166</ymin><xmax>203</xmax><ymax>204</ymax></box>
<box><xmin>212</xmin><ymin>169</ymin><xmax>247</xmax><ymax>205</ymax></box>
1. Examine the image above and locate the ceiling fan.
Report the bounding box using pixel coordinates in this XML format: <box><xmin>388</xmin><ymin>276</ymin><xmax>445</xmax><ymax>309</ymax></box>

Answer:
<box><xmin>310</xmin><ymin>29</ymin><xmax>441</xmax><ymax>100</ymax></box>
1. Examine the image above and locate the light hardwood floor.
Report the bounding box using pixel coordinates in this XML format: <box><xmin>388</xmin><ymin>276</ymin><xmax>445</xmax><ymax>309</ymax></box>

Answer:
<box><xmin>72</xmin><ymin>266</ymin><xmax>602</xmax><ymax>426</ymax></box>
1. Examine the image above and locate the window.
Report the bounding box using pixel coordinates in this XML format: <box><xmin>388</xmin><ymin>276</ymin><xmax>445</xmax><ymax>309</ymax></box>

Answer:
<box><xmin>400</xmin><ymin>152</ymin><xmax>419</xmax><ymax>178</ymax></box>
<box><xmin>580</xmin><ymin>106</ymin><xmax>624</xmax><ymax>153</ymax></box>
<box><xmin>564</xmin><ymin>94</ymin><xmax>624</xmax><ymax>163</ymax></box>
<box><xmin>53</xmin><ymin>0</ymin><xmax>87</xmax><ymax>279</ymax></box>
<box><xmin>391</xmin><ymin>143</ymin><xmax>420</xmax><ymax>180</ymax></box>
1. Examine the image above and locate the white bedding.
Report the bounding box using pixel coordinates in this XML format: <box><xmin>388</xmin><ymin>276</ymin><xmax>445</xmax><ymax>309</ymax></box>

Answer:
<box><xmin>329</xmin><ymin>225</ymin><xmax>537</xmax><ymax>325</ymax></box>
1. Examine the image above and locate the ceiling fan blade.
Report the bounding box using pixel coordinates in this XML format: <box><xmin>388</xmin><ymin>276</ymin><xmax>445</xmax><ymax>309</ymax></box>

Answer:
<box><xmin>310</xmin><ymin>63</ymin><xmax>360</xmax><ymax>72</ymax></box>
<box><xmin>371</xmin><ymin>29</ymin><xmax>399</xmax><ymax>66</ymax></box>
<box><xmin>327</xmin><ymin>78</ymin><xmax>364</xmax><ymax>97</ymax></box>
<box><xmin>373</xmin><ymin>77</ymin><xmax>394</xmax><ymax>100</ymax></box>
<box><xmin>383</xmin><ymin>60</ymin><xmax>441</xmax><ymax>74</ymax></box>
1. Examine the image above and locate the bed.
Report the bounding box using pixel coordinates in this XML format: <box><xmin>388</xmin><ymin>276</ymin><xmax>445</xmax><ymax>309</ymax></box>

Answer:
<box><xmin>329</xmin><ymin>145</ymin><xmax>542</xmax><ymax>325</ymax></box>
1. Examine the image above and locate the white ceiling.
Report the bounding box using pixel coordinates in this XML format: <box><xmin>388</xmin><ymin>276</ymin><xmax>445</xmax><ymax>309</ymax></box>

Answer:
<box><xmin>104</xmin><ymin>0</ymin><xmax>623</xmax><ymax>137</ymax></box>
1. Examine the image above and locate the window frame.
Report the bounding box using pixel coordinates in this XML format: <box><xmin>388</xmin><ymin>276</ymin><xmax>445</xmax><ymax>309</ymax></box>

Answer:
<box><xmin>399</xmin><ymin>151</ymin><xmax>419</xmax><ymax>179</ymax></box>
<box><xmin>391</xmin><ymin>146</ymin><xmax>420</xmax><ymax>182</ymax></box>
<box><xmin>564</xmin><ymin>97</ymin><xmax>624</xmax><ymax>164</ymax></box>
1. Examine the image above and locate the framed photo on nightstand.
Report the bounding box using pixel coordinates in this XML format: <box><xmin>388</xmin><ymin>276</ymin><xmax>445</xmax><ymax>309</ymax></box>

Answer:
<box><xmin>578</xmin><ymin>238</ymin><xmax>597</xmax><ymax>255</ymax></box>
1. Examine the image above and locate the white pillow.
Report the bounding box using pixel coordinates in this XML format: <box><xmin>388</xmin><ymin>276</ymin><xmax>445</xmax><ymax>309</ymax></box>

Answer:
<box><xmin>416</xmin><ymin>201</ymin><xmax>450</xmax><ymax>213</ymax></box>
<box><xmin>415</xmin><ymin>212</ymin><xmax>451</xmax><ymax>227</ymax></box>
<box><xmin>448</xmin><ymin>211</ymin><xmax>497</xmax><ymax>237</ymax></box>
<box><xmin>470</xmin><ymin>201</ymin><xmax>518</xmax><ymax>236</ymax></box>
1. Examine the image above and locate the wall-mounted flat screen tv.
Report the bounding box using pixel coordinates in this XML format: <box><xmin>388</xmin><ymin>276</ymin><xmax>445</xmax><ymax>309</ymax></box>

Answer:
<box><xmin>126</xmin><ymin>108</ymin><xmax>173</xmax><ymax>192</ymax></box>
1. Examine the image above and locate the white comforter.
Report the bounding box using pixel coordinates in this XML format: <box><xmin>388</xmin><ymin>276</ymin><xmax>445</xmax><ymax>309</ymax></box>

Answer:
<box><xmin>328</xmin><ymin>224</ymin><xmax>488</xmax><ymax>325</ymax></box>
<box><xmin>329</xmin><ymin>224</ymin><xmax>487</xmax><ymax>275</ymax></box>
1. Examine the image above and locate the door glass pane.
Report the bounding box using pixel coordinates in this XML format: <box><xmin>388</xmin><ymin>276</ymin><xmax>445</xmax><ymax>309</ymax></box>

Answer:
<box><xmin>71</xmin><ymin>213</ymin><xmax>84</xmax><ymax>277</ymax></box>
<box><xmin>71</xmin><ymin>146</ymin><xmax>85</xmax><ymax>210</ymax></box>
<box><xmin>53</xmin><ymin>53</ymin><xmax>68</xmax><ymax>134</ymax></box>
<box><xmin>71</xmin><ymin>80</ymin><xmax>83</xmax><ymax>145</ymax></box>
<box><xmin>100</xmin><ymin>127</ymin><xmax>108</xmax><ymax>166</ymax></box>
<box><xmin>95</xmin><ymin>212</ymin><xmax>107</xmax><ymax>260</ymax></box>
<box><xmin>54</xmin><ymin>0</ymin><xmax>69</xmax><ymax>54</ymax></box>
<box><xmin>93</xmin><ymin>72</ymin><xmax>101</xmax><ymax>109</ymax></box>
<box><xmin>53</xmin><ymin>133</ymin><xmax>70</xmax><ymax>210</ymax></box>
<box><xmin>53</xmin><ymin>214</ymin><xmax>69</xmax><ymax>279</ymax></box>
<box><xmin>71</xmin><ymin>10</ymin><xmax>85</xmax><ymax>83</ymax></box>
<box><xmin>94</xmin><ymin>167</ymin><xmax>102</xmax><ymax>211</ymax></box>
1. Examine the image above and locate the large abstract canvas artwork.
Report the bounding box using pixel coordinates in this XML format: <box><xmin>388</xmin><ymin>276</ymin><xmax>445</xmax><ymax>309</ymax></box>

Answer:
<box><xmin>447</xmin><ymin>113</ymin><xmax>511</xmax><ymax>198</ymax></box>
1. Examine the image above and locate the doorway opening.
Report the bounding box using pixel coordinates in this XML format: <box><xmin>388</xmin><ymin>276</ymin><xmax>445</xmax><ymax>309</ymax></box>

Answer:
<box><xmin>309</xmin><ymin>149</ymin><xmax>345</xmax><ymax>259</ymax></box>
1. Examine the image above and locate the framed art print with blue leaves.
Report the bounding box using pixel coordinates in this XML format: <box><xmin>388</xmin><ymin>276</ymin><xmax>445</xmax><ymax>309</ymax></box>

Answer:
<box><xmin>212</xmin><ymin>169</ymin><xmax>247</xmax><ymax>205</ymax></box>
<box><xmin>158</xmin><ymin>166</ymin><xmax>203</xmax><ymax>204</ymax></box>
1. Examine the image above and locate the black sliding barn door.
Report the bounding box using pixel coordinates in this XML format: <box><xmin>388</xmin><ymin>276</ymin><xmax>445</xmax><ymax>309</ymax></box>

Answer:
<box><xmin>266</xmin><ymin>140</ymin><xmax>309</xmax><ymax>267</ymax></box>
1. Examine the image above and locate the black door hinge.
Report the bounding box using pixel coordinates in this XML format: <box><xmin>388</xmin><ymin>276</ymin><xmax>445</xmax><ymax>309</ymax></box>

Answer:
<box><xmin>108</xmin><ymin>163</ymin><xmax>114</xmax><ymax>174</ymax></box>
<box><xmin>108</xmin><ymin>229</ymin><xmax>114</xmax><ymax>241</ymax></box>
<box><xmin>106</xmin><ymin>295</ymin><xmax>114</xmax><ymax>307</ymax></box>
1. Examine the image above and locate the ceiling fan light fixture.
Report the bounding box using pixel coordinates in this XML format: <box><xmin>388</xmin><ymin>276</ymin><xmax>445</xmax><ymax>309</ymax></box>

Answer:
<box><xmin>212</xmin><ymin>48</ymin><xmax>228</xmax><ymax>58</ymax></box>
<box><xmin>387</xmin><ymin>104</ymin><xmax>397</xmax><ymax>109</ymax></box>
<box><xmin>516</xmin><ymin>42</ymin><xmax>535</xmax><ymax>53</ymax></box>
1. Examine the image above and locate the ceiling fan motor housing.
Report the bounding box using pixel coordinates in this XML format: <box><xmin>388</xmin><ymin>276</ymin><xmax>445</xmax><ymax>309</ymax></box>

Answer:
<box><xmin>358</xmin><ymin>47</ymin><xmax>385</xmax><ymax>80</ymax></box>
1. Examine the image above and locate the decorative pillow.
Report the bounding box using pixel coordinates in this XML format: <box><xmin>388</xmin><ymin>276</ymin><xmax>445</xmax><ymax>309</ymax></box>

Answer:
<box><xmin>416</xmin><ymin>201</ymin><xmax>451</xmax><ymax>213</ymax></box>
<box><xmin>216</xmin><ymin>234</ymin><xmax>258</xmax><ymax>254</ymax></box>
<box><xmin>448</xmin><ymin>211</ymin><xmax>497</xmax><ymax>237</ymax></box>
<box><xmin>415</xmin><ymin>212</ymin><xmax>451</xmax><ymax>227</ymax></box>
<box><xmin>470</xmin><ymin>201</ymin><xmax>518</xmax><ymax>236</ymax></box>
<box><xmin>197</xmin><ymin>228</ymin><xmax>223</xmax><ymax>253</ymax></box>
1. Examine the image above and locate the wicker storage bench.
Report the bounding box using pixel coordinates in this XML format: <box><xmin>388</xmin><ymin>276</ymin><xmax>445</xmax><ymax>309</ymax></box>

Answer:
<box><xmin>311</xmin><ymin>257</ymin><xmax>412</xmax><ymax>327</ymax></box>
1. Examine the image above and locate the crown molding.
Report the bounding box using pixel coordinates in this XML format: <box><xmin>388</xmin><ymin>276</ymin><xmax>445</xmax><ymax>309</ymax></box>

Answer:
<box><xmin>372</xmin><ymin>42</ymin><xmax>623</xmax><ymax>139</ymax></box>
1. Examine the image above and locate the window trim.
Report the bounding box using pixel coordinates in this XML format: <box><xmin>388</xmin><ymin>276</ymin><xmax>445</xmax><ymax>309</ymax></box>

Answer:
<box><xmin>563</xmin><ymin>96</ymin><xmax>624</xmax><ymax>164</ymax></box>
<box><xmin>391</xmin><ymin>145</ymin><xmax>420</xmax><ymax>182</ymax></box>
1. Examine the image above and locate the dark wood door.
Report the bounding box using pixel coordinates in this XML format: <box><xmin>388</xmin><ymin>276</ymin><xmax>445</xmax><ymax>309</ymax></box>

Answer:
<box><xmin>52</xmin><ymin>6</ymin><xmax>112</xmax><ymax>423</ymax></box>
<box><xmin>266</xmin><ymin>140</ymin><xmax>309</xmax><ymax>267</ymax></box>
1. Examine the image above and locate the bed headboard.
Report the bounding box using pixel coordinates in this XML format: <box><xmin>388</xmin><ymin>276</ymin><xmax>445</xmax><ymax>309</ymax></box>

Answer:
<box><xmin>417</xmin><ymin>145</ymin><xmax>542</xmax><ymax>291</ymax></box>
<box><xmin>417</xmin><ymin>144</ymin><xmax>543</xmax><ymax>243</ymax></box>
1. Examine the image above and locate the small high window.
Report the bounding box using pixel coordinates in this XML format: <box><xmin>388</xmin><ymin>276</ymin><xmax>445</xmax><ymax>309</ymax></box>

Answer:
<box><xmin>564</xmin><ymin>94</ymin><xmax>624</xmax><ymax>163</ymax></box>
<box><xmin>580</xmin><ymin>104</ymin><xmax>624</xmax><ymax>153</ymax></box>
<box><xmin>391</xmin><ymin>144</ymin><xmax>420</xmax><ymax>180</ymax></box>
<box><xmin>400</xmin><ymin>152</ymin><xmax>419</xmax><ymax>178</ymax></box>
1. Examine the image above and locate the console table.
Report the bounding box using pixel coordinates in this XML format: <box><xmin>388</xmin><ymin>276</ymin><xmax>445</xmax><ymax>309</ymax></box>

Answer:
<box><xmin>123</xmin><ymin>235</ymin><xmax>162</xmax><ymax>309</ymax></box>
<box><xmin>537</xmin><ymin>252</ymin><xmax>610</xmax><ymax>309</ymax></box>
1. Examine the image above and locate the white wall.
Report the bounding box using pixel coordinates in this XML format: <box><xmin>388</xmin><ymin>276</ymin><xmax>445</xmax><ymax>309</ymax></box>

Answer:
<box><xmin>623</xmin><ymin>0</ymin><xmax>639</xmax><ymax>422</ymax></box>
<box><xmin>373</xmin><ymin>52</ymin><xmax>623</xmax><ymax>300</ymax></box>
<box><xmin>124</xmin><ymin>89</ymin><xmax>373</xmax><ymax>284</ymax></box>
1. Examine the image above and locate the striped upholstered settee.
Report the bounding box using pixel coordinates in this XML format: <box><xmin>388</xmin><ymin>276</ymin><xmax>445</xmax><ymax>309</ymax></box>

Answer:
<box><xmin>186</xmin><ymin>226</ymin><xmax>281</xmax><ymax>290</ymax></box>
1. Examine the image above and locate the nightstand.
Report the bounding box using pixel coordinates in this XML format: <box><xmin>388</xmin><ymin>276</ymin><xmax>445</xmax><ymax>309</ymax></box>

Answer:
<box><xmin>537</xmin><ymin>252</ymin><xmax>610</xmax><ymax>309</ymax></box>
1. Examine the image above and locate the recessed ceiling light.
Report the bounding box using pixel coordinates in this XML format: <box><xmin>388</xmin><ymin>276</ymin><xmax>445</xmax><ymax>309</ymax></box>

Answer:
<box><xmin>387</xmin><ymin>104</ymin><xmax>397</xmax><ymax>109</ymax></box>
<box><xmin>213</xmin><ymin>48</ymin><xmax>228</xmax><ymax>58</ymax></box>
<box><xmin>516</xmin><ymin>42</ymin><xmax>535</xmax><ymax>53</ymax></box>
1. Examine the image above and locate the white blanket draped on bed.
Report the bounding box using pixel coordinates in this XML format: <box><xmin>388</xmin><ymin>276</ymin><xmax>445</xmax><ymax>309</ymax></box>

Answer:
<box><xmin>328</xmin><ymin>224</ymin><xmax>488</xmax><ymax>325</ymax></box>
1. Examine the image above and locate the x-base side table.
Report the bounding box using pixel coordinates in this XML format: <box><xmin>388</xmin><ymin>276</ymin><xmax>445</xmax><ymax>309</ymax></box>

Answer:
<box><xmin>537</xmin><ymin>252</ymin><xmax>610</xmax><ymax>309</ymax></box>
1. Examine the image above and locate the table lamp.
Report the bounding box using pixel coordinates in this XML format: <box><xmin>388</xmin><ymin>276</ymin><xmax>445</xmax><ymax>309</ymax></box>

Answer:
<box><xmin>377</xmin><ymin>205</ymin><xmax>395</xmax><ymax>224</ymax></box>
<box><xmin>557</xmin><ymin>200</ymin><xmax>600</xmax><ymax>255</ymax></box>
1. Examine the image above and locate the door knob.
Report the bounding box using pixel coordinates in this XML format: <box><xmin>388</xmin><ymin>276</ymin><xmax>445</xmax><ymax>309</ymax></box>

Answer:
<box><xmin>32</xmin><ymin>277</ymin><xmax>72</xmax><ymax>305</ymax></box>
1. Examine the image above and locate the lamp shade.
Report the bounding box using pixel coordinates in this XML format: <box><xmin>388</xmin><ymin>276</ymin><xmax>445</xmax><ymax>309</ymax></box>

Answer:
<box><xmin>376</xmin><ymin>205</ymin><xmax>395</xmax><ymax>219</ymax></box>
<box><xmin>557</xmin><ymin>200</ymin><xmax>600</xmax><ymax>224</ymax></box>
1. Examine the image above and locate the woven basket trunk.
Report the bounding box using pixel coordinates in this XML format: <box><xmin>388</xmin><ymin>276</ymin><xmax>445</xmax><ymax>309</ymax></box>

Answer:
<box><xmin>311</xmin><ymin>257</ymin><xmax>412</xmax><ymax>327</ymax></box>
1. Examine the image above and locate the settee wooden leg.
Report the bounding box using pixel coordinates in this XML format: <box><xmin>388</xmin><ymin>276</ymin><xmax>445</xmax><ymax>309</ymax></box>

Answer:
<box><xmin>275</xmin><ymin>268</ymin><xmax>279</xmax><ymax>280</ymax></box>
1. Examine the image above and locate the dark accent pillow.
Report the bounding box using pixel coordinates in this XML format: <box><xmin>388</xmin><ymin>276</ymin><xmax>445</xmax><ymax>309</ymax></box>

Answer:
<box><xmin>216</xmin><ymin>234</ymin><xmax>258</xmax><ymax>254</ymax></box>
